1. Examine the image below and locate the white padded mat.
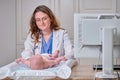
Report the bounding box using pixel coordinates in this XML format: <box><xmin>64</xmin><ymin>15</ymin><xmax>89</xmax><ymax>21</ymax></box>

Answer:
<box><xmin>0</xmin><ymin>59</ymin><xmax>77</xmax><ymax>80</ymax></box>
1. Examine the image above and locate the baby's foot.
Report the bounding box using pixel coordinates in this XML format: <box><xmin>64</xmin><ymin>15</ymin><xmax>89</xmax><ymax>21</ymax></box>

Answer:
<box><xmin>56</xmin><ymin>56</ymin><xmax>65</xmax><ymax>64</ymax></box>
<box><xmin>52</xmin><ymin>50</ymin><xmax>59</xmax><ymax>58</ymax></box>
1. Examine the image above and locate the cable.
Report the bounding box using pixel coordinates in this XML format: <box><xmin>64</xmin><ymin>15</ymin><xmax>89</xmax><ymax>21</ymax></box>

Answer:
<box><xmin>115</xmin><ymin>58</ymin><xmax>119</xmax><ymax>79</ymax></box>
<box><xmin>93</xmin><ymin>46</ymin><xmax>102</xmax><ymax>80</ymax></box>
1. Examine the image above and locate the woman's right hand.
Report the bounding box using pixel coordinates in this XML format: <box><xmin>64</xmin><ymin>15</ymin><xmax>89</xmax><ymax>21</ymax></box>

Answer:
<box><xmin>15</xmin><ymin>58</ymin><xmax>28</xmax><ymax>64</ymax></box>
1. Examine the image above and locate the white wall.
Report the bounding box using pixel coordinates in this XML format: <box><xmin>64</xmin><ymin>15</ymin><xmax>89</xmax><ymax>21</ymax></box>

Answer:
<box><xmin>0</xmin><ymin>0</ymin><xmax>16</xmax><ymax>67</ymax></box>
<box><xmin>117</xmin><ymin>0</ymin><xmax>120</xmax><ymax>13</ymax></box>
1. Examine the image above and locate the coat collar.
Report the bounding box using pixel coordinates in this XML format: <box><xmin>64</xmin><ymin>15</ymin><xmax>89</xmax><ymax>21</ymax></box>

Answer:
<box><xmin>52</xmin><ymin>30</ymin><xmax>60</xmax><ymax>53</ymax></box>
<box><xmin>36</xmin><ymin>30</ymin><xmax>60</xmax><ymax>53</ymax></box>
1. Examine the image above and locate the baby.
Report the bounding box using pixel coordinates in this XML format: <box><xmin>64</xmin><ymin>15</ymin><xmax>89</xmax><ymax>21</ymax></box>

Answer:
<box><xmin>16</xmin><ymin>51</ymin><xmax>65</xmax><ymax>70</ymax></box>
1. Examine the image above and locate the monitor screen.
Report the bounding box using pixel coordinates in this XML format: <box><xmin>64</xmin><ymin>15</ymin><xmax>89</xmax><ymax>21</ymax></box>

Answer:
<box><xmin>74</xmin><ymin>13</ymin><xmax>120</xmax><ymax>78</ymax></box>
<box><xmin>74</xmin><ymin>13</ymin><xmax>120</xmax><ymax>58</ymax></box>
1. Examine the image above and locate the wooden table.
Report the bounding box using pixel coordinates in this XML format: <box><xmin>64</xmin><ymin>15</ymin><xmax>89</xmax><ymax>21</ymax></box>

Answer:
<box><xmin>68</xmin><ymin>65</ymin><xmax>119</xmax><ymax>80</ymax></box>
<box><xmin>49</xmin><ymin>64</ymin><xmax>119</xmax><ymax>80</ymax></box>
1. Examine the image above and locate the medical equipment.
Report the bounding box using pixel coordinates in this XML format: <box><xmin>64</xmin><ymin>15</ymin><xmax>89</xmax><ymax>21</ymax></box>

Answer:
<box><xmin>74</xmin><ymin>13</ymin><xmax>120</xmax><ymax>78</ymax></box>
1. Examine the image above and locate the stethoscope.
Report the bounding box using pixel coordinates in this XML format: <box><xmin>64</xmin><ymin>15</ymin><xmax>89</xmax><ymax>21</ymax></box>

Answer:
<box><xmin>33</xmin><ymin>29</ymin><xmax>42</xmax><ymax>54</ymax></box>
<box><xmin>33</xmin><ymin>43</ymin><xmax>38</xmax><ymax>54</ymax></box>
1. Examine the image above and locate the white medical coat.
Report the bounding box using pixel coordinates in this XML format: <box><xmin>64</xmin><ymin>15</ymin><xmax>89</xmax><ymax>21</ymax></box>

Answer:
<box><xmin>21</xmin><ymin>29</ymin><xmax>74</xmax><ymax>59</ymax></box>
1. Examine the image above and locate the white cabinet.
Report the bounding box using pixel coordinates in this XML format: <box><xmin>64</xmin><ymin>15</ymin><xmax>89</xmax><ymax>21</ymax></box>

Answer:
<box><xmin>117</xmin><ymin>0</ymin><xmax>120</xmax><ymax>13</ymax></box>
<box><xmin>16</xmin><ymin>0</ymin><xmax>117</xmax><ymax>58</ymax></box>
<box><xmin>79</xmin><ymin>0</ymin><xmax>116</xmax><ymax>13</ymax></box>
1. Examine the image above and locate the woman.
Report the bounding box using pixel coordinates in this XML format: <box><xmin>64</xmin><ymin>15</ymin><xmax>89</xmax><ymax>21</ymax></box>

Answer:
<box><xmin>22</xmin><ymin>5</ymin><xmax>74</xmax><ymax>61</ymax></box>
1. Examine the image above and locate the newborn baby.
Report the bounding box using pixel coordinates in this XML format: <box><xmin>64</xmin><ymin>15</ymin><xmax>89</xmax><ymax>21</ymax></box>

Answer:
<box><xmin>16</xmin><ymin>51</ymin><xmax>65</xmax><ymax>70</ymax></box>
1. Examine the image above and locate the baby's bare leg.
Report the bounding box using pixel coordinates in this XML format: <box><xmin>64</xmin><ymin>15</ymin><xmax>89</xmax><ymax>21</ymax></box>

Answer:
<box><xmin>51</xmin><ymin>50</ymin><xmax>59</xmax><ymax>58</ymax></box>
<box><xmin>43</xmin><ymin>56</ymin><xmax>65</xmax><ymax>68</ymax></box>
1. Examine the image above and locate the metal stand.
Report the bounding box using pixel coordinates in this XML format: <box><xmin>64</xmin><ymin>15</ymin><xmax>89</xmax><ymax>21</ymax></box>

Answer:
<box><xmin>95</xmin><ymin>28</ymin><xmax>118</xmax><ymax>78</ymax></box>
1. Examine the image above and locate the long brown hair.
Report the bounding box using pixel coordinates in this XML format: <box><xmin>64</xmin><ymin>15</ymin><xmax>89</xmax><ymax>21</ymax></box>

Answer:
<box><xmin>29</xmin><ymin>5</ymin><xmax>60</xmax><ymax>43</ymax></box>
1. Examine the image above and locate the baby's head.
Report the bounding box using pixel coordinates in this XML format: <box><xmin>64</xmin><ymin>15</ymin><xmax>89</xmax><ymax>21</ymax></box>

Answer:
<box><xmin>29</xmin><ymin>54</ymin><xmax>44</xmax><ymax>70</ymax></box>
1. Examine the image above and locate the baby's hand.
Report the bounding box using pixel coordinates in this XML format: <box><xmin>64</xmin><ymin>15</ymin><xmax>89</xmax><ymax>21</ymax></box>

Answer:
<box><xmin>48</xmin><ymin>56</ymin><xmax>56</xmax><ymax>60</ymax></box>
<box><xmin>48</xmin><ymin>50</ymin><xmax>59</xmax><ymax>59</ymax></box>
<box><xmin>52</xmin><ymin>50</ymin><xmax>59</xmax><ymax>58</ymax></box>
<box><xmin>15</xmin><ymin>58</ymin><xmax>23</xmax><ymax>63</ymax></box>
